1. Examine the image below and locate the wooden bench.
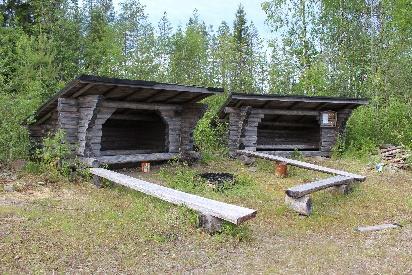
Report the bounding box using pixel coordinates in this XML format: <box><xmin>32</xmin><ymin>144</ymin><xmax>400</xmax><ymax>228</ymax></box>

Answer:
<box><xmin>237</xmin><ymin>150</ymin><xmax>366</xmax><ymax>216</ymax></box>
<box><xmin>285</xmin><ymin>175</ymin><xmax>355</xmax><ymax>215</ymax></box>
<box><xmin>90</xmin><ymin>168</ymin><xmax>257</xmax><ymax>233</ymax></box>
<box><xmin>237</xmin><ymin>150</ymin><xmax>366</xmax><ymax>181</ymax></box>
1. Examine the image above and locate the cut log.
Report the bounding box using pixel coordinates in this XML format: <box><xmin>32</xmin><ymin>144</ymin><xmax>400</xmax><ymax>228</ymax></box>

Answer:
<box><xmin>102</xmin><ymin>100</ymin><xmax>182</xmax><ymax>111</ymax></box>
<box><xmin>198</xmin><ymin>214</ymin><xmax>223</xmax><ymax>234</ymax></box>
<box><xmin>285</xmin><ymin>195</ymin><xmax>312</xmax><ymax>216</ymax></box>
<box><xmin>89</xmin><ymin>168</ymin><xmax>257</xmax><ymax>225</ymax></box>
<box><xmin>356</xmin><ymin>223</ymin><xmax>401</xmax><ymax>232</ymax></box>
<box><xmin>286</xmin><ymin>176</ymin><xmax>354</xmax><ymax>198</ymax></box>
<box><xmin>225</xmin><ymin>107</ymin><xmax>319</xmax><ymax>116</ymax></box>
<box><xmin>256</xmin><ymin>144</ymin><xmax>319</xmax><ymax>150</ymax></box>
<box><xmin>97</xmin><ymin>153</ymin><xmax>179</xmax><ymax>165</ymax></box>
<box><xmin>331</xmin><ymin>183</ymin><xmax>352</xmax><ymax>195</ymax></box>
<box><xmin>238</xmin><ymin>150</ymin><xmax>366</xmax><ymax>181</ymax></box>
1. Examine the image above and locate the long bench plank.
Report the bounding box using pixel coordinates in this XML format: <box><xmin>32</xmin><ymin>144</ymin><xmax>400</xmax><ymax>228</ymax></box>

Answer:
<box><xmin>90</xmin><ymin>168</ymin><xmax>256</xmax><ymax>225</ymax></box>
<box><xmin>286</xmin><ymin>175</ymin><xmax>354</xmax><ymax>198</ymax></box>
<box><xmin>238</xmin><ymin>150</ymin><xmax>366</xmax><ymax>181</ymax></box>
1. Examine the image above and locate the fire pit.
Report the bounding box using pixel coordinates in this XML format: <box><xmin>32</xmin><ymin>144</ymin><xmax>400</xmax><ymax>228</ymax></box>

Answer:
<box><xmin>198</xmin><ymin>173</ymin><xmax>235</xmax><ymax>190</ymax></box>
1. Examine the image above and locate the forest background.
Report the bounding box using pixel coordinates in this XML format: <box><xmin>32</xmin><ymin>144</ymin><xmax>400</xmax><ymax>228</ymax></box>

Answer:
<box><xmin>0</xmin><ymin>0</ymin><xmax>411</xmax><ymax>161</ymax></box>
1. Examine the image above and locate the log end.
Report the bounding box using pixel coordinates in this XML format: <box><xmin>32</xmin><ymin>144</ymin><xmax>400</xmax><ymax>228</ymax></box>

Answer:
<box><xmin>331</xmin><ymin>184</ymin><xmax>352</xmax><ymax>195</ymax></box>
<box><xmin>198</xmin><ymin>214</ymin><xmax>223</xmax><ymax>234</ymax></box>
<box><xmin>285</xmin><ymin>194</ymin><xmax>312</xmax><ymax>216</ymax></box>
<box><xmin>92</xmin><ymin>175</ymin><xmax>102</xmax><ymax>188</ymax></box>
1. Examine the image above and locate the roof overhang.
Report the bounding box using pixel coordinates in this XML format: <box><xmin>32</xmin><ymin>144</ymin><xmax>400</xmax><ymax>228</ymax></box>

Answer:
<box><xmin>31</xmin><ymin>75</ymin><xmax>224</xmax><ymax>123</ymax></box>
<box><xmin>218</xmin><ymin>93</ymin><xmax>369</xmax><ymax>120</ymax></box>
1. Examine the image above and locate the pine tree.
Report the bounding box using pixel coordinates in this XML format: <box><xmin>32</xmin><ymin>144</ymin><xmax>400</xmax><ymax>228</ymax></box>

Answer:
<box><xmin>213</xmin><ymin>21</ymin><xmax>234</xmax><ymax>90</ymax></box>
<box><xmin>169</xmin><ymin>10</ymin><xmax>209</xmax><ymax>85</ymax></box>
<box><xmin>156</xmin><ymin>12</ymin><xmax>173</xmax><ymax>81</ymax></box>
<box><xmin>232</xmin><ymin>4</ymin><xmax>249</xmax><ymax>92</ymax></box>
<box><xmin>83</xmin><ymin>1</ymin><xmax>122</xmax><ymax>76</ymax></box>
<box><xmin>118</xmin><ymin>0</ymin><xmax>157</xmax><ymax>79</ymax></box>
<box><xmin>263</xmin><ymin>0</ymin><xmax>321</xmax><ymax>95</ymax></box>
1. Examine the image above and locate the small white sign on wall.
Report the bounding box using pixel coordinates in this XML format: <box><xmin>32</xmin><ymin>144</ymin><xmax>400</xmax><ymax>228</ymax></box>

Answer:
<box><xmin>320</xmin><ymin>111</ymin><xmax>337</xmax><ymax>127</ymax></box>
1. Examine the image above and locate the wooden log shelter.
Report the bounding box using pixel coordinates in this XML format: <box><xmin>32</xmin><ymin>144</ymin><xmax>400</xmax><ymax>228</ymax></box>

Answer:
<box><xmin>28</xmin><ymin>75</ymin><xmax>223</xmax><ymax>165</ymax></box>
<box><xmin>219</xmin><ymin>93</ymin><xmax>368</xmax><ymax>157</ymax></box>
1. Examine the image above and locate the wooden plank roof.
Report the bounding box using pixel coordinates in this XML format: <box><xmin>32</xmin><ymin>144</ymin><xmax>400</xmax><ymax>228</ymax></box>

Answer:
<box><xmin>31</xmin><ymin>75</ymin><xmax>224</xmax><ymax>122</ymax></box>
<box><xmin>218</xmin><ymin>93</ymin><xmax>368</xmax><ymax>119</ymax></box>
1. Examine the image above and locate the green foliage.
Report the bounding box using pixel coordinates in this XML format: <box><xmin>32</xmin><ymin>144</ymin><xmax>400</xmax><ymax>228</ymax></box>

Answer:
<box><xmin>194</xmin><ymin>94</ymin><xmax>228</xmax><ymax>161</ymax></box>
<box><xmin>34</xmin><ymin>130</ymin><xmax>89</xmax><ymax>181</ymax></box>
<box><xmin>345</xmin><ymin>99</ymin><xmax>412</xmax><ymax>154</ymax></box>
<box><xmin>37</xmin><ymin>130</ymin><xmax>72</xmax><ymax>171</ymax></box>
<box><xmin>158</xmin><ymin>162</ymin><xmax>199</xmax><ymax>191</ymax></box>
<box><xmin>219</xmin><ymin>222</ymin><xmax>251</xmax><ymax>242</ymax></box>
<box><xmin>0</xmin><ymin>0</ymin><xmax>411</xmax><ymax>164</ymax></box>
<box><xmin>0</xmin><ymin>94</ymin><xmax>31</xmax><ymax>160</ymax></box>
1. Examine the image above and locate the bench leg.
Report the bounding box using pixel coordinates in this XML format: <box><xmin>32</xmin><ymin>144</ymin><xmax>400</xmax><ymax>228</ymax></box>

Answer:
<box><xmin>285</xmin><ymin>194</ymin><xmax>312</xmax><ymax>216</ymax></box>
<box><xmin>199</xmin><ymin>214</ymin><xmax>223</xmax><ymax>234</ymax></box>
<box><xmin>331</xmin><ymin>184</ymin><xmax>352</xmax><ymax>195</ymax></box>
<box><xmin>93</xmin><ymin>175</ymin><xmax>102</xmax><ymax>188</ymax></box>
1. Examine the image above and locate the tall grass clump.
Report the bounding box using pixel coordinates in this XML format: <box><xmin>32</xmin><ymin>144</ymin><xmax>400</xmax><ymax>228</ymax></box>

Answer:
<box><xmin>194</xmin><ymin>94</ymin><xmax>229</xmax><ymax>161</ymax></box>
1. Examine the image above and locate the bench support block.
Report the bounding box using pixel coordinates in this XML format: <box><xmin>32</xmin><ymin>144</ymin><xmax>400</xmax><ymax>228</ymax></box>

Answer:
<box><xmin>331</xmin><ymin>184</ymin><xmax>352</xmax><ymax>195</ymax></box>
<box><xmin>199</xmin><ymin>214</ymin><xmax>223</xmax><ymax>234</ymax></box>
<box><xmin>92</xmin><ymin>175</ymin><xmax>102</xmax><ymax>188</ymax></box>
<box><xmin>285</xmin><ymin>195</ymin><xmax>312</xmax><ymax>216</ymax></box>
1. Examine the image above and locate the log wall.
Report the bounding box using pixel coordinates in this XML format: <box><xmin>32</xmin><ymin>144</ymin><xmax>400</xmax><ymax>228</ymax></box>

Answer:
<box><xmin>320</xmin><ymin>109</ymin><xmax>352</xmax><ymax>153</ymax></box>
<box><xmin>179</xmin><ymin>104</ymin><xmax>207</xmax><ymax>154</ymax></box>
<box><xmin>30</xmin><ymin>95</ymin><xmax>209</xmax><ymax>163</ymax></box>
<box><xmin>57</xmin><ymin>98</ymin><xmax>79</xmax><ymax>148</ymax></box>
<box><xmin>225</xmin><ymin>107</ymin><xmax>350</xmax><ymax>157</ymax></box>
<box><xmin>159</xmin><ymin>109</ymin><xmax>181</xmax><ymax>153</ymax></box>
<box><xmin>28</xmin><ymin>111</ymin><xmax>59</xmax><ymax>151</ymax></box>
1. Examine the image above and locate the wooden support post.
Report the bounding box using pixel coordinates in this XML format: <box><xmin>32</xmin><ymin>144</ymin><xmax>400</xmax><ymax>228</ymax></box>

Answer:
<box><xmin>198</xmin><ymin>214</ymin><xmax>223</xmax><ymax>234</ymax></box>
<box><xmin>285</xmin><ymin>194</ymin><xmax>312</xmax><ymax>216</ymax></box>
<box><xmin>331</xmin><ymin>184</ymin><xmax>352</xmax><ymax>195</ymax></box>
<box><xmin>92</xmin><ymin>175</ymin><xmax>102</xmax><ymax>188</ymax></box>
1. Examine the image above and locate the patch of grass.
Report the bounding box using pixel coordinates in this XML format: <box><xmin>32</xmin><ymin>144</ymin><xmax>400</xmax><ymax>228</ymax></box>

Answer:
<box><xmin>1</xmin><ymin>157</ymin><xmax>411</xmax><ymax>273</ymax></box>
<box><xmin>217</xmin><ymin>222</ymin><xmax>252</xmax><ymax>242</ymax></box>
<box><xmin>407</xmin><ymin>197</ymin><xmax>412</xmax><ymax>209</ymax></box>
<box><xmin>23</xmin><ymin>161</ymin><xmax>43</xmax><ymax>175</ymax></box>
<box><xmin>158</xmin><ymin>163</ymin><xmax>200</xmax><ymax>192</ymax></box>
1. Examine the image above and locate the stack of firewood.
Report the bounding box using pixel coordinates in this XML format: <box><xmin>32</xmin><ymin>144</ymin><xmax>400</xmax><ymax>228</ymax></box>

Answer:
<box><xmin>380</xmin><ymin>145</ymin><xmax>411</xmax><ymax>169</ymax></box>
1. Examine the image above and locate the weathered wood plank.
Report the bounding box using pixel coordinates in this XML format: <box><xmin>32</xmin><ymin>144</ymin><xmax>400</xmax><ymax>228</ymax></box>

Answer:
<box><xmin>256</xmin><ymin>144</ymin><xmax>319</xmax><ymax>150</ymax></box>
<box><xmin>102</xmin><ymin>100</ymin><xmax>182</xmax><ymax>111</ymax></box>
<box><xmin>355</xmin><ymin>223</ymin><xmax>401</xmax><ymax>232</ymax></box>
<box><xmin>256</xmin><ymin>151</ymin><xmax>330</xmax><ymax>157</ymax></box>
<box><xmin>89</xmin><ymin>168</ymin><xmax>257</xmax><ymax>225</ymax></box>
<box><xmin>100</xmin><ymin>149</ymin><xmax>161</xmax><ymax>156</ymax></box>
<box><xmin>286</xmin><ymin>175</ymin><xmax>354</xmax><ymax>198</ymax></box>
<box><xmin>225</xmin><ymin>107</ymin><xmax>319</xmax><ymax>116</ymax></box>
<box><xmin>72</xmin><ymin>83</ymin><xmax>95</xmax><ymax>98</ymax></box>
<box><xmin>97</xmin><ymin>153</ymin><xmax>179</xmax><ymax>164</ymax></box>
<box><xmin>238</xmin><ymin>150</ymin><xmax>366</xmax><ymax>181</ymax></box>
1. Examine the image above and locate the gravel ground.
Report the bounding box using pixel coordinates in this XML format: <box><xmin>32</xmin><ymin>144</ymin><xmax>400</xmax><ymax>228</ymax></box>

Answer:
<box><xmin>0</xmin><ymin>158</ymin><xmax>411</xmax><ymax>274</ymax></box>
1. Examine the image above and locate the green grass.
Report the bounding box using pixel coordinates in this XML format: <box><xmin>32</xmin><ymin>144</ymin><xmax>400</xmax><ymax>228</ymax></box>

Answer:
<box><xmin>1</xmin><ymin>157</ymin><xmax>411</xmax><ymax>273</ymax></box>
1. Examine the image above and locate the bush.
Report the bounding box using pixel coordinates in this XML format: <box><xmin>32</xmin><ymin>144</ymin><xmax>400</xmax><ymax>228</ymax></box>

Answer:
<box><xmin>0</xmin><ymin>94</ymin><xmax>32</xmax><ymax>161</ymax></box>
<box><xmin>33</xmin><ymin>130</ymin><xmax>89</xmax><ymax>181</ymax></box>
<box><xmin>193</xmin><ymin>94</ymin><xmax>228</xmax><ymax>161</ymax></box>
<box><xmin>345</xmin><ymin>99</ymin><xmax>412</xmax><ymax>155</ymax></box>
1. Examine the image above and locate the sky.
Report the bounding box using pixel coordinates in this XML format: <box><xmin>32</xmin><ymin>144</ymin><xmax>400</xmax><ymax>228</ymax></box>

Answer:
<box><xmin>112</xmin><ymin>0</ymin><xmax>271</xmax><ymax>40</ymax></box>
